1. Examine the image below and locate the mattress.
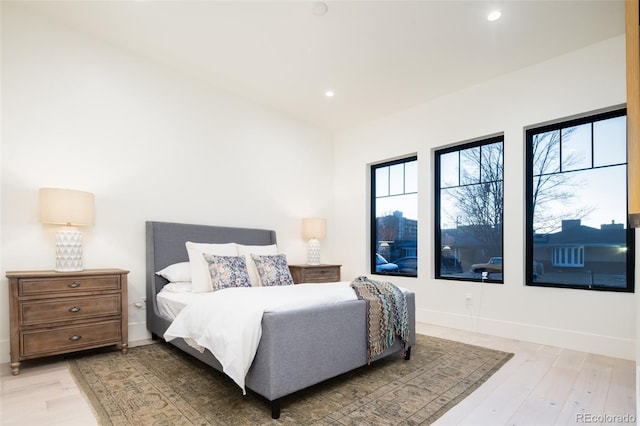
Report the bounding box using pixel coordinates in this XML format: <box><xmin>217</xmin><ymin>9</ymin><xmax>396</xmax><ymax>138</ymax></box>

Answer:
<box><xmin>157</xmin><ymin>289</ymin><xmax>194</xmax><ymax>320</ymax></box>
<box><xmin>157</xmin><ymin>281</ymin><xmax>411</xmax><ymax>320</ymax></box>
<box><xmin>157</xmin><ymin>282</ymin><xmax>360</xmax><ymax>319</ymax></box>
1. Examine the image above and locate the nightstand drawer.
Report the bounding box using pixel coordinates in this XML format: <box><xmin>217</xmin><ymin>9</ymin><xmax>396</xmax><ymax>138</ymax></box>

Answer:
<box><xmin>289</xmin><ymin>264</ymin><xmax>341</xmax><ymax>284</ymax></box>
<box><xmin>20</xmin><ymin>295</ymin><xmax>121</xmax><ymax>325</ymax></box>
<box><xmin>19</xmin><ymin>275</ymin><xmax>120</xmax><ymax>296</ymax></box>
<box><xmin>303</xmin><ymin>267</ymin><xmax>340</xmax><ymax>282</ymax></box>
<box><xmin>21</xmin><ymin>320</ymin><xmax>122</xmax><ymax>357</ymax></box>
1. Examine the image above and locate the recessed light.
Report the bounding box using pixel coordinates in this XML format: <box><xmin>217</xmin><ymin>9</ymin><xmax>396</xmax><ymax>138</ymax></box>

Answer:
<box><xmin>312</xmin><ymin>2</ymin><xmax>328</xmax><ymax>16</ymax></box>
<box><xmin>325</xmin><ymin>90</ymin><xmax>334</xmax><ymax>97</ymax></box>
<box><xmin>487</xmin><ymin>10</ymin><xmax>501</xmax><ymax>22</ymax></box>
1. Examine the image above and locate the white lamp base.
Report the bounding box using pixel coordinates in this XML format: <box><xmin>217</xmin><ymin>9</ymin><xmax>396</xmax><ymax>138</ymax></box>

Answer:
<box><xmin>55</xmin><ymin>228</ymin><xmax>83</xmax><ymax>272</ymax></box>
<box><xmin>307</xmin><ymin>238</ymin><xmax>321</xmax><ymax>265</ymax></box>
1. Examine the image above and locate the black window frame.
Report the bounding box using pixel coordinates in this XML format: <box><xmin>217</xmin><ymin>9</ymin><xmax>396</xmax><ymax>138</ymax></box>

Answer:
<box><xmin>434</xmin><ymin>135</ymin><xmax>504</xmax><ymax>283</ymax></box>
<box><xmin>370</xmin><ymin>155</ymin><xmax>418</xmax><ymax>278</ymax></box>
<box><xmin>525</xmin><ymin>108</ymin><xmax>635</xmax><ymax>292</ymax></box>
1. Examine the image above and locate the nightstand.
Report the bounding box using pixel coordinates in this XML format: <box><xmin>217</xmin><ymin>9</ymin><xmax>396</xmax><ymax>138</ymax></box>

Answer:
<box><xmin>6</xmin><ymin>268</ymin><xmax>129</xmax><ymax>375</ymax></box>
<box><xmin>288</xmin><ymin>264</ymin><xmax>341</xmax><ymax>284</ymax></box>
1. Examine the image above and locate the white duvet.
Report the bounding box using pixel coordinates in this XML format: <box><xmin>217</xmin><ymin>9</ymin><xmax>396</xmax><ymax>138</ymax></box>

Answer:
<box><xmin>163</xmin><ymin>282</ymin><xmax>357</xmax><ymax>394</ymax></box>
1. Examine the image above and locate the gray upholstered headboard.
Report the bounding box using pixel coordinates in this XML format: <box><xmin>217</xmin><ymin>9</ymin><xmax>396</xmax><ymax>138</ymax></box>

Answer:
<box><xmin>145</xmin><ymin>221</ymin><xmax>277</xmax><ymax>336</ymax></box>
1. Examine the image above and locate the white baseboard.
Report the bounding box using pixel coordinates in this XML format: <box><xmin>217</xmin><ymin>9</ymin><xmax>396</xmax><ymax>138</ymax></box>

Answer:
<box><xmin>637</xmin><ymin>366</ymin><xmax>640</xmax><ymax>415</ymax></box>
<box><xmin>418</xmin><ymin>308</ymin><xmax>635</xmax><ymax>360</ymax></box>
<box><xmin>0</xmin><ymin>339</ymin><xmax>9</xmax><ymax>365</ymax></box>
<box><xmin>2</xmin><ymin>316</ymin><xmax>633</xmax><ymax>364</ymax></box>
<box><xmin>128</xmin><ymin>321</ymin><xmax>151</xmax><ymax>343</ymax></box>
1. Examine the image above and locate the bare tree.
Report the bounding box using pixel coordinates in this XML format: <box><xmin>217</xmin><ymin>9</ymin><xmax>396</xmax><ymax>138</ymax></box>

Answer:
<box><xmin>531</xmin><ymin>129</ymin><xmax>594</xmax><ymax>234</ymax></box>
<box><xmin>442</xmin><ymin>130</ymin><xmax>592</xmax><ymax>252</ymax></box>
<box><xmin>448</xmin><ymin>142</ymin><xmax>503</xmax><ymax>253</ymax></box>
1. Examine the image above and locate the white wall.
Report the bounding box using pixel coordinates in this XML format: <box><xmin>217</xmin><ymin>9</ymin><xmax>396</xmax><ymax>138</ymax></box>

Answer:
<box><xmin>334</xmin><ymin>35</ymin><xmax>637</xmax><ymax>360</ymax></box>
<box><xmin>0</xmin><ymin>5</ymin><xmax>336</xmax><ymax>362</ymax></box>
<box><xmin>1</xmin><ymin>4</ymin><xmax>636</xmax><ymax>365</ymax></box>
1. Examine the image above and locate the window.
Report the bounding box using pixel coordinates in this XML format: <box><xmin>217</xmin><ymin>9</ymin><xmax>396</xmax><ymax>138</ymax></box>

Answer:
<box><xmin>371</xmin><ymin>156</ymin><xmax>418</xmax><ymax>277</ymax></box>
<box><xmin>434</xmin><ymin>136</ymin><xmax>504</xmax><ymax>282</ymax></box>
<box><xmin>526</xmin><ymin>108</ymin><xmax>635</xmax><ymax>291</ymax></box>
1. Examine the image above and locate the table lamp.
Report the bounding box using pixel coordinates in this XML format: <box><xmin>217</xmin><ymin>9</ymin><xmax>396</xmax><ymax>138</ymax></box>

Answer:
<box><xmin>302</xmin><ymin>218</ymin><xmax>326</xmax><ymax>265</ymax></box>
<box><xmin>39</xmin><ymin>188</ymin><xmax>95</xmax><ymax>272</ymax></box>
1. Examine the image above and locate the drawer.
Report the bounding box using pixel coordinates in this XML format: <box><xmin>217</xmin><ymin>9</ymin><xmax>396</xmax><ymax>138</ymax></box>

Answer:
<box><xmin>21</xmin><ymin>320</ymin><xmax>121</xmax><ymax>358</ymax></box>
<box><xmin>19</xmin><ymin>275</ymin><xmax>120</xmax><ymax>296</ymax></box>
<box><xmin>304</xmin><ymin>267</ymin><xmax>340</xmax><ymax>282</ymax></box>
<box><xmin>20</xmin><ymin>295</ymin><xmax>121</xmax><ymax>325</ymax></box>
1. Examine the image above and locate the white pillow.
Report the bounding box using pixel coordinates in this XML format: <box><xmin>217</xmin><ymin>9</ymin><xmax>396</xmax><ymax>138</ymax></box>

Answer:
<box><xmin>156</xmin><ymin>262</ymin><xmax>191</xmax><ymax>283</ymax></box>
<box><xmin>162</xmin><ymin>282</ymin><xmax>193</xmax><ymax>293</ymax></box>
<box><xmin>186</xmin><ymin>242</ymin><xmax>238</xmax><ymax>292</ymax></box>
<box><xmin>237</xmin><ymin>244</ymin><xmax>278</xmax><ymax>286</ymax></box>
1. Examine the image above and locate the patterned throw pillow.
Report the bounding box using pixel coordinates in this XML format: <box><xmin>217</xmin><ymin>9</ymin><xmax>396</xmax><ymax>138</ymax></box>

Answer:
<box><xmin>251</xmin><ymin>254</ymin><xmax>294</xmax><ymax>286</ymax></box>
<box><xmin>203</xmin><ymin>254</ymin><xmax>251</xmax><ymax>291</ymax></box>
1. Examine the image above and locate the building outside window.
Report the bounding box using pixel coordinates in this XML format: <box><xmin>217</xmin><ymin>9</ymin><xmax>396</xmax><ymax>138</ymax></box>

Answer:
<box><xmin>434</xmin><ymin>136</ymin><xmax>504</xmax><ymax>282</ymax></box>
<box><xmin>371</xmin><ymin>156</ymin><xmax>417</xmax><ymax>277</ymax></box>
<box><xmin>552</xmin><ymin>246</ymin><xmax>585</xmax><ymax>267</ymax></box>
<box><xmin>526</xmin><ymin>108</ymin><xmax>634</xmax><ymax>291</ymax></box>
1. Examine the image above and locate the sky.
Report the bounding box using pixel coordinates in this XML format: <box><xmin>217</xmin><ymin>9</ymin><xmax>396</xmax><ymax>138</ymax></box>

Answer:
<box><xmin>376</xmin><ymin>114</ymin><xmax>629</xmax><ymax>232</ymax></box>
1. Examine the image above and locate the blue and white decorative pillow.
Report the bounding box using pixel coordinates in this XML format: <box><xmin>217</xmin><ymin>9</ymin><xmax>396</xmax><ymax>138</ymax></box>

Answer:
<box><xmin>203</xmin><ymin>254</ymin><xmax>251</xmax><ymax>291</ymax></box>
<box><xmin>251</xmin><ymin>254</ymin><xmax>294</xmax><ymax>286</ymax></box>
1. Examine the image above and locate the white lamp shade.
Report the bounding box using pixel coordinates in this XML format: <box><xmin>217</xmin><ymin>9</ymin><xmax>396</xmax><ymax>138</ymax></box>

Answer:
<box><xmin>302</xmin><ymin>218</ymin><xmax>326</xmax><ymax>240</ymax></box>
<box><xmin>39</xmin><ymin>188</ymin><xmax>95</xmax><ymax>226</ymax></box>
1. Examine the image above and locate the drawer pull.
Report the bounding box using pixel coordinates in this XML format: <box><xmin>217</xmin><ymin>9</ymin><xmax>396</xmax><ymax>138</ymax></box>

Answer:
<box><xmin>69</xmin><ymin>334</ymin><xmax>82</xmax><ymax>341</ymax></box>
<box><xmin>68</xmin><ymin>306</ymin><xmax>81</xmax><ymax>313</ymax></box>
<box><xmin>68</xmin><ymin>281</ymin><xmax>81</xmax><ymax>288</ymax></box>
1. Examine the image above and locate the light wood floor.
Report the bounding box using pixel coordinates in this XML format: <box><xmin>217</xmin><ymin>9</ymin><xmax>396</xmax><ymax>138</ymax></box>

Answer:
<box><xmin>419</xmin><ymin>324</ymin><xmax>637</xmax><ymax>426</ymax></box>
<box><xmin>0</xmin><ymin>324</ymin><xmax>635</xmax><ymax>426</ymax></box>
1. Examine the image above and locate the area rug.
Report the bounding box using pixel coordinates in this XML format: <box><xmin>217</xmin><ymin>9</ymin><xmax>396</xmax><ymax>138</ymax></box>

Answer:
<box><xmin>68</xmin><ymin>334</ymin><xmax>513</xmax><ymax>425</ymax></box>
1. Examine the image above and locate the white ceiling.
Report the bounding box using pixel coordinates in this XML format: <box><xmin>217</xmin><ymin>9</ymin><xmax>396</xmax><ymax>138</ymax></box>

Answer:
<box><xmin>14</xmin><ymin>0</ymin><xmax>626</xmax><ymax>132</ymax></box>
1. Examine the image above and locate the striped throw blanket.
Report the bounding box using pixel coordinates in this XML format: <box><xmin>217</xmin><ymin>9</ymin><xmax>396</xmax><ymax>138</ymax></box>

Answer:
<box><xmin>350</xmin><ymin>276</ymin><xmax>409</xmax><ymax>364</ymax></box>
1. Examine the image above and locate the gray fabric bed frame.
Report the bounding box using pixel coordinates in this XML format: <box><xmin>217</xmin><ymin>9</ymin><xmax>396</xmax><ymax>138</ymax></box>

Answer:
<box><xmin>146</xmin><ymin>221</ymin><xmax>416</xmax><ymax>419</ymax></box>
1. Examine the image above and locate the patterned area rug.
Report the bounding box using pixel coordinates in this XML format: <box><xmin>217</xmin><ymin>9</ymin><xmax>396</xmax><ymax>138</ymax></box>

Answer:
<box><xmin>68</xmin><ymin>334</ymin><xmax>513</xmax><ymax>425</ymax></box>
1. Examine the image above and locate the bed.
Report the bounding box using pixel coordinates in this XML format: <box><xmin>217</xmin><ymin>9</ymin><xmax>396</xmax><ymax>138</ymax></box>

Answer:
<box><xmin>146</xmin><ymin>220</ymin><xmax>416</xmax><ymax>419</ymax></box>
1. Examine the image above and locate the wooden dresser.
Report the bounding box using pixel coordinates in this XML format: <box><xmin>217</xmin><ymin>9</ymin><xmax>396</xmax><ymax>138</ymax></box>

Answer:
<box><xmin>288</xmin><ymin>264</ymin><xmax>341</xmax><ymax>284</ymax></box>
<box><xmin>6</xmin><ymin>268</ymin><xmax>129</xmax><ymax>375</ymax></box>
